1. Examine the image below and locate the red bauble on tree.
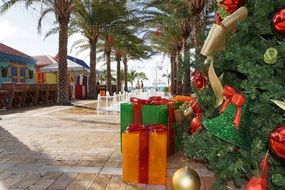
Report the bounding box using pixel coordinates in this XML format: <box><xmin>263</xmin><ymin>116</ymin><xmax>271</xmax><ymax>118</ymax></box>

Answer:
<box><xmin>269</xmin><ymin>124</ymin><xmax>285</xmax><ymax>159</ymax></box>
<box><xmin>244</xmin><ymin>154</ymin><xmax>268</xmax><ymax>190</ymax></box>
<box><xmin>272</xmin><ymin>8</ymin><xmax>285</xmax><ymax>35</ymax></box>
<box><xmin>191</xmin><ymin>71</ymin><xmax>207</xmax><ymax>90</ymax></box>
<box><xmin>244</xmin><ymin>177</ymin><xmax>266</xmax><ymax>190</ymax></box>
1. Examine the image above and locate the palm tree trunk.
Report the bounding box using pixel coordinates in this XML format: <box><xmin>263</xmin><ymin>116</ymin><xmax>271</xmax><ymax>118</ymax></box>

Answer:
<box><xmin>88</xmin><ymin>40</ymin><xmax>97</xmax><ymax>99</ymax></box>
<box><xmin>182</xmin><ymin>39</ymin><xmax>191</xmax><ymax>96</ymax></box>
<box><xmin>123</xmin><ymin>56</ymin><xmax>128</xmax><ymax>92</ymax></box>
<box><xmin>106</xmin><ymin>48</ymin><xmax>112</xmax><ymax>94</ymax></box>
<box><xmin>57</xmin><ymin>17</ymin><xmax>70</xmax><ymax>105</ymax></box>
<box><xmin>173</xmin><ymin>51</ymin><xmax>178</xmax><ymax>95</ymax></box>
<box><xmin>116</xmin><ymin>55</ymin><xmax>121</xmax><ymax>94</ymax></box>
<box><xmin>194</xmin><ymin>15</ymin><xmax>202</xmax><ymax>52</ymax></box>
<box><xmin>170</xmin><ymin>52</ymin><xmax>175</xmax><ymax>95</ymax></box>
<box><xmin>176</xmin><ymin>52</ymin><xmax>181</xmax><ymax>95</ymax></box>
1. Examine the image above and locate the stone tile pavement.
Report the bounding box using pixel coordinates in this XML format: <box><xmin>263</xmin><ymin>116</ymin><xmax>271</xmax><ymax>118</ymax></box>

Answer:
<box><xmin>0</xmin><ymin>100</ymin><xmax>220</xmax><ymax>190</ymax></box>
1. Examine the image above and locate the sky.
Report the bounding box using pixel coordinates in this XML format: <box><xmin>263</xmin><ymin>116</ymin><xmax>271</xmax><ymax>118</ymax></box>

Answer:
<box><xmin>0</xmin><ymin>3</ymin><xmax>170</xmax><ymax>87</ymax></box>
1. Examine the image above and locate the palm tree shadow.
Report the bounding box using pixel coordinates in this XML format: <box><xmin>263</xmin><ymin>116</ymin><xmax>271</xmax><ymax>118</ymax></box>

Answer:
<box><xmin>0</xmin><ymin>126</ymin><xmax>85</xmax><ymax>189</ymax></box>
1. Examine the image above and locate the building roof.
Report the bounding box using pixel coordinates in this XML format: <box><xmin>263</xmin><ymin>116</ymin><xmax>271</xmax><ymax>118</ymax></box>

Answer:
<box><xmin>67</xmin><ymin>55</ymin><xmax>90</xmax><ymax>70</ymax></box>
<box><xmin>0</xmin><ymin>43</ymin><xmax>34</xmax><ymax>61</ymax></box>
<box><xmin>33</xmin><ymin>55</ymin><xmax>58</xmax><ymax>67</ymax></box>
<box><xmin>40</xmin><ymin>58</ymin><xmax>89</xmax><ymax>73</ymax></box>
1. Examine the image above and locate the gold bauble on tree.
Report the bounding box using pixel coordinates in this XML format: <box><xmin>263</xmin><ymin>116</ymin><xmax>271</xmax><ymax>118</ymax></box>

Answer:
<box><xmin>172</xmin><ymin>167</ymin><xmax>201</xmax><ymax>190</ymax></box>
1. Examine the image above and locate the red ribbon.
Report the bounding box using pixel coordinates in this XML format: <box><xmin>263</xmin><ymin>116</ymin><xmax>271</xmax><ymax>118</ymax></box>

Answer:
<box><xmin>127</xmin><ymin>124</ymin><xmax>166</xmax><ymax>183</ymax></box>
<box><xmin>167</xmin><ymin>102</ymin><xmax>175</xmax><ymax>156</ymax></box>
<box><xmin>130</xmin><ymin>96</ymin><xmax>170</xmax><ymax>105</ymax></box>
<box><xmin>220</xmin><ymin>85</ymin><xmax>245</xmax><ymax>129</ymax></box>
<box><xmin>130</xmin><ymin>96</ymin><xmax>170</xmax><ymax>125</ymax></box>
<box><xmin>132</xmin><ymin>103</ymin><xmax>142</xmax><ymax>124</ymax></box>
<box><xmin>130</xmin><ymin>96</ymin><xmax>174</xmax><ymax>156</ymax></box>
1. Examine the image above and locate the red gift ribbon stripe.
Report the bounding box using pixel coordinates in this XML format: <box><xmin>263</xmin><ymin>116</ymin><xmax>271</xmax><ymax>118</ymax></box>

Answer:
<box><xmin>130</xmin><ymin>96</ymin><xmax>175</xmax><ymax>156</ymax></box>
<box><xmin>132</xmin><ymin>103</ymin><xmax>142</xmax><ymax>124</ymax></box>
<box><xmin>127</xmin><ymin>124</ymin><xmax>166</xmax><ymax>184</ymax></box>
<box><xmin>139</xmin><ymin>129</ymin><xmax>149</xmax><ymax>184</ymax></box>
<box><xmin>130</xmin><ymin>96</ymin><xmax>170</xmax><ymax>105</ymax></box>
<box><xmin>167</xmin><ymin>102</ymin><xmax>175</xmax><ymax>156</ymax></box>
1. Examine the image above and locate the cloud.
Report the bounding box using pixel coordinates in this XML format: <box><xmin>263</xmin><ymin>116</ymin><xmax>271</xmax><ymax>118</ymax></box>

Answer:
<box><xmin>0</xmin><ymin>20</ymin><xmax>18</xmax><ymax>41</ymax></box>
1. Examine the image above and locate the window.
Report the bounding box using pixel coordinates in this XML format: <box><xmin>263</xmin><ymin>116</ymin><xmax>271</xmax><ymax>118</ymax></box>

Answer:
<box><xmin>28</xmin><ymin>70</ymin><xmax>34</xmax><ymax>79</ymax></box>
<box><xmin>1</xmin><ymin>67</ymin><xmax>8</xmax><ymax>78</ymax></box>
<box><xmin>10</xmin><ymin>63</ymin><xmax>27</xmax><ymax>83</ymax></box>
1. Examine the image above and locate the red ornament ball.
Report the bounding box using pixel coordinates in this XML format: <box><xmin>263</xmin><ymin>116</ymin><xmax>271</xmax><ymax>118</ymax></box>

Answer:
<box><xmin>272</xmin><ymin>8</ymin><xmax>285</xmax><ymax>35</ymax></box>
<box><xmin>269</xmin><ymin>124</ymin><xmax>285</xmax><ymax>159</ymax></box>
<box><xmin>244</xmin><ymin>177</ymin><xmax>266</xmax><ymax>190</ymax></box>
<box><xmin>191</xmin><ymin>71</ymin><xmax>207</xmax><ymax>90</ymax></box>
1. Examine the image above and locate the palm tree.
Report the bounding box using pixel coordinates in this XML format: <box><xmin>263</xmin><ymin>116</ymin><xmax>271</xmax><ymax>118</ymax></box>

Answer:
<box><xmin>97</xmin><ymin>31</ymin><xmax>153</xmax><ymax>92</ymax></box>
<box><xmin>70</xmin><ymin>0</ymin><xmax>131</xmax><ymax>98</ymax></box>
<box><xmin>142</xmin><ymin>0</ymin><xmax>193</xmax><ymax>95</ymax></box>
<box><xmin>98</xmin><ymin>69</ymin><xmax>116</xmax><ymax>83</ymax></box>
<box><xmin>185</xmin><ymin>0</ymin><xmax>208</xmax><ymax>53</ymax></box>
<box><xmin>127</xmin><ymin>70</ymin><xmax>148</xmax><ymax>89</ymax></box>
<box><xmin>1</xmin><ymin>0</ymin><xmax>78</xmax><ymax>105</ymax></box>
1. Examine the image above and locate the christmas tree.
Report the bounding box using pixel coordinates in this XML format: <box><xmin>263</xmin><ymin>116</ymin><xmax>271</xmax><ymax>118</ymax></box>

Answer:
<box><xmin>183</xmin><ymin>0</ymin><xmax>285</xmax><ymax>189</ymax></box>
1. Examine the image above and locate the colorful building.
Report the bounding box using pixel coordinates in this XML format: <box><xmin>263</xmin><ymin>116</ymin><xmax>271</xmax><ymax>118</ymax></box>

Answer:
<box><xmin>40</xmin><ymin>55</ymin><xmax>90</xmax><ymax>84</ymax></box>
<box><xmin>0</xmin><ymin>43</ymin><xmax>36</xmax><ymax>84</ymax></box>
<box><xmin>33</xmin><ymin>55</ymin><xmax>57</xmax><ymax>84</ymax></box>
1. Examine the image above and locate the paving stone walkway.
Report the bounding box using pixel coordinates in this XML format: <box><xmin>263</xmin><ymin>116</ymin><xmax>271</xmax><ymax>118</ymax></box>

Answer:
<box><xmin>0</xmin><ymin>100</ymin><xmax>218</xmax><ymax>190</ymax></box>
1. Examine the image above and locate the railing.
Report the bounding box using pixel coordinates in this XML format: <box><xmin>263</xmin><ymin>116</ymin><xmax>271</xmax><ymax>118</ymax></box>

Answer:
<box><xmin>0</xmin><ymin>83</ymin><xmax>58</xmax><ymax>111</ymax></box>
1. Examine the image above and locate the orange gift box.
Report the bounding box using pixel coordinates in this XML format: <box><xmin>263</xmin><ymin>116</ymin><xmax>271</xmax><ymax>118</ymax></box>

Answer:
<box><xmin>122</xmin><ymin>124</ymin><xmax>167</xmax><ymax>185</ymax></box>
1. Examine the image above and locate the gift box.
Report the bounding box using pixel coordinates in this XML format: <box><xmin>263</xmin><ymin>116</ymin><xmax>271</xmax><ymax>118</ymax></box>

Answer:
<box><xmin>120</xmin><ymin>97</ymin><xmax>180</xmax><ymax>156</ymax></box>
<box><xmin>122</xmin><ymin>124</ymin><xmax>167</xmax><ymax>185</ymax></box>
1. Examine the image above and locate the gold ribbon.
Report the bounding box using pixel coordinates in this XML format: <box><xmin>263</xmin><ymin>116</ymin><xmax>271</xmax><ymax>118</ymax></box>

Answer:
<box><xmin>207</xmin><ymin>57</ymin><xmax>224</xmax><ymax>107</ymax></box>
<box><xmin>271</xmin><ymin>99</ymin><xmax>285</xmax><ymax>111</ymax></box>
<box><xmin>201</xmin><ymin>6</ymin><xmax>248</xmax><ymax>56</ymax></box>
<box><xmin>200</xmin><ymin>7</ymin><xmax>248</xmax><ymax>106</ymax></box>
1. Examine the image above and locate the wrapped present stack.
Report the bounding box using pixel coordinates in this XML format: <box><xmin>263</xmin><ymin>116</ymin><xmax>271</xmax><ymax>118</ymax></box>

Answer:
<box><xmin>122</xmin><ymin>124</ymin><xmax>167</xmax><ymax>185</ymax></box>
<box><xmin>120</xmin><ymin>96</ymin><xmax>182</xmax><ymax>157</ymax></box>
<box><xmin>121</xmin><ymin>95</ymin><xmax>196</xmax><ymax>185</ymax></box>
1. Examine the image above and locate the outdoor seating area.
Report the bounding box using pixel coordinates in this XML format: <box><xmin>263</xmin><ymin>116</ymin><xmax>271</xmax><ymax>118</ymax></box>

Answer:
<box><xmin>0</xmin><ymin>83</ymin><xmax>58</xmax><ymax>110</ymax></box>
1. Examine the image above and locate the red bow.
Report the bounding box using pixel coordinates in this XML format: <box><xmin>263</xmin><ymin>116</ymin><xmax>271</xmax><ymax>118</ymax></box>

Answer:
<box><xmin>220</xmin><ymin>85</ymin><xmax>245</xmax><ymax>129</ymax></box>
<box><xmin>130</xmin><ymin>96</ymin><xmax>170</xmax><ymax>105</ymax></box>
<box><xmin>127</xmin><ymin>124</ymin><xmax>167</xmax><ymax>133</ymax></box>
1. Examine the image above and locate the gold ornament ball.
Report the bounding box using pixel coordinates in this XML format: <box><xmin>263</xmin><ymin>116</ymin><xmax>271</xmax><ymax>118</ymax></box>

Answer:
<box><xmin>172</xmin><ymin>167</ymin><xmax>201</xmax><ymax>190</ymax></box>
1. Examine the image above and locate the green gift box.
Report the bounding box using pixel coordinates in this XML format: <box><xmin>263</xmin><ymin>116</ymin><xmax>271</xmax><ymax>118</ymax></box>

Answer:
<box><xmin>120</xmin><ymin>102</ymin><xmax>181</xmax><ymax>155</ymax></box>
